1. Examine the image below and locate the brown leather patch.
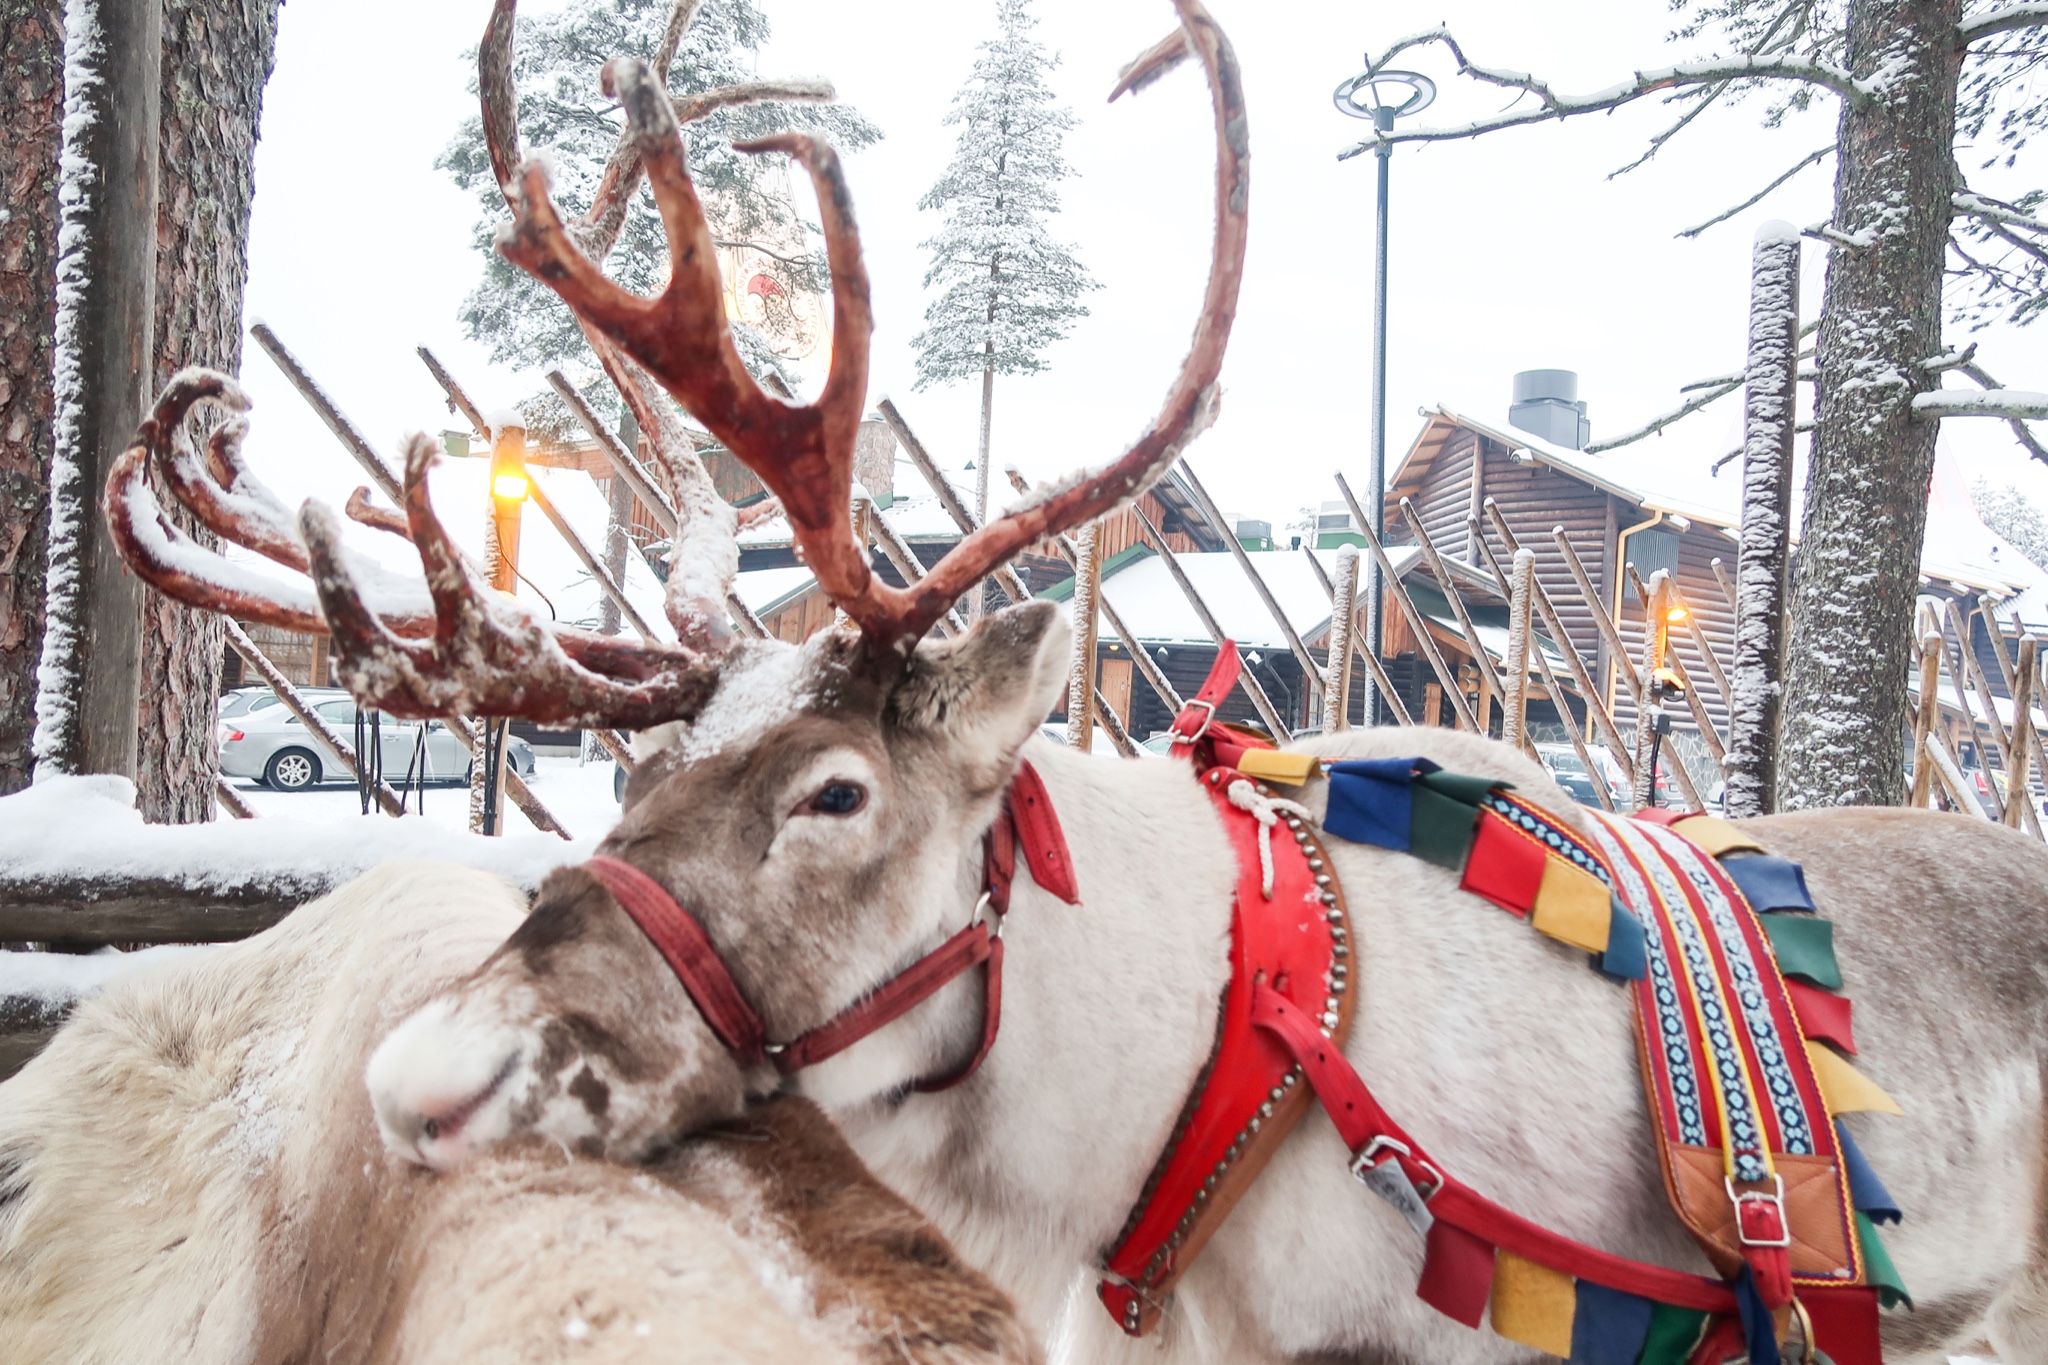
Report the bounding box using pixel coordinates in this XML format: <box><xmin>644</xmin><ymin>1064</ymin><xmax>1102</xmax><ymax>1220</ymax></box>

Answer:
<box><xmin>1665</xmin><ymin>1145</ymin><xmax>1854</xmax><ymax>1279</ymax></box>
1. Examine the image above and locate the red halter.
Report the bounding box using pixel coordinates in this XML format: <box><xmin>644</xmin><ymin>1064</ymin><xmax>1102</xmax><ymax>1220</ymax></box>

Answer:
<box><xmin>581</xmin><ymin>760</ymin><xmax>1077</xmax><ymax>1091</ymax></box>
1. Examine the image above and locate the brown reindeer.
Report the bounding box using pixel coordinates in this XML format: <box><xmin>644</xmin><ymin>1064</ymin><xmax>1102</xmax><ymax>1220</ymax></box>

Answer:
<box><xmin>100</xmin><ymin>3</ymin><xmax>2048</xmax><ymax>1364</ymax></box>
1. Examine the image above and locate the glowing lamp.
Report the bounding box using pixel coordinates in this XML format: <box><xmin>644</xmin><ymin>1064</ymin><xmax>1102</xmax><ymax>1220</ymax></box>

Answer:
<box><xmin>1664</xmin><ymin>605</ymin><xmax>1689</xmax><ymax>623</ymax></box>
<box><xmin>492</xmin><ymin>472</ymin><xmax>531</xmax><ymax>502</ymax></box>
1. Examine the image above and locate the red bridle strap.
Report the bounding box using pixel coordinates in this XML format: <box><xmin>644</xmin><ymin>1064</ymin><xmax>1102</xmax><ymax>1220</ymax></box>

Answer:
<box><xmin>581</xmin><ymin>761</ymin><xmax>1074</xmax><ymax>1087</ymax></box>
<box><xmin>583</xmin><ymin>854</ymin><xmax>770</xmax><ymax>1066</ymax></box>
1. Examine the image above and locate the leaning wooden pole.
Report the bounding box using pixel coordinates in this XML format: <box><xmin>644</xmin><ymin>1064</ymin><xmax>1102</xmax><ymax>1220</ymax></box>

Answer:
<box><xmin>1324</xmin><ymin>548</ymin><xmax>1361</xmax><ymax>732</ymax></box>
<box><xmin>1724</xmin><ymin>222</ymin><xmax>1801</xmax><ymax>818</ymax></box>
<box><xmin>251</xmin><ymin>324</ymin><xmax>405</xmax><ymax>506</ymax></box>
<box><xmin>1133</xmin><ymin>506</ymin><xmax>1292</xmax><ymax>738</ymax></box>
<box><xmin>1300</xmin><ymin>549</ymin><xmax>1413</xmax><ymax>725</ymax></box>
<box><xmin>1067</xmin><ymin>523</ymin><xmax>1103</xmax><ymax>754</ymax></box>
<box><xmin>1334</xmin><ymin>473</ymin><xmax>1480</xmax><ymax>732</ymax></box>
<box><xmin>2004</xmin><ymin>639</ymin><xmax>2037</xmax><ymax>830</ymax></box>
<box><xmin>1909</xmin><ymin>625</ymin><xmax>1941</xmax><ymax>809</ymax></box>
<box><xmin>32</xmin><ymin>0</ymin><xmax>161</xmax><ymax>783</ymax></box>
<box><xmin>1500</xmin><ymin>549</ymin><xmax>1536</xmax><ymax>751</ymax></box>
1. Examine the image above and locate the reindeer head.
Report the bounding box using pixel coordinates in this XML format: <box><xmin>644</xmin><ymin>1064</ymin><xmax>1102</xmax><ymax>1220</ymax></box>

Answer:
<box><xmin>106</xmin><ymin>0</ymin><xmax>1247</xmax><ymax>1168</ymax></box>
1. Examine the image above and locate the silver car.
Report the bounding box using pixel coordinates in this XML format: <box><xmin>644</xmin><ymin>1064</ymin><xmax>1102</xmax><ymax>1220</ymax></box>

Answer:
<box><xmin>219</xmin><ymin>695</ymin><xmax>535</xmax><ymax>791</ymax></box>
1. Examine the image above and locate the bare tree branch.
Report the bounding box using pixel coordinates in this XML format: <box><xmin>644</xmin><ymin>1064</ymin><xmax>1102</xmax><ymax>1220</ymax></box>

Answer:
<box><xmin>1913</xmin><ymin>389</ymin><xmax>2048</xmax><ymax>420</ymax></box>
<box><xmin>1677</xmin><ymin>144</ymin><xmax>1835</xmax><ymax>237</ymax></box>
<box><xmin>1948</xmin><ymin>359</ymin><xmax>2048</xmax><ymax>462</ymax></box>
<box><xmin>1959</xmin><ymin>3</ymin><xmax>2048</xmax><ymax>45</ymax></box>
<box><xmin>1954</xmin><ymin>189</ymin><xmax>2048</xmax><ymax>236</ymax></box>
<box><xmin>1338</xmin><ymin>32</ymin><xmax>1866</xmax><ymax>159</ymax></box>
<box><xmin>1585</xmin><ymin>381</ymin><xmax>1740</xmax><ymax>453</ymax></box>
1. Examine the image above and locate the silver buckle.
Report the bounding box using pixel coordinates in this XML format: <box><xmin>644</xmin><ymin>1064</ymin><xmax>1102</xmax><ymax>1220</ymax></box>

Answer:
<box><xmin>1171</xmin><ymin>699</ymin><xmax>1217</xmax><ymax>745</ymax></box>
<box><xmin>1348</xmin><ymin>1135</ymin><xmax>1443</xmax><ymax>1199</ymax></box>
<box><xmin>970</xmin><ymin>890</ymin><xmax>1002</xmax><ymax>939</ymax></box>
<box><xmin>1725</xmin><ymin>1173</ymin><xmax>1790</xmax><ymax>1247</ymax></box>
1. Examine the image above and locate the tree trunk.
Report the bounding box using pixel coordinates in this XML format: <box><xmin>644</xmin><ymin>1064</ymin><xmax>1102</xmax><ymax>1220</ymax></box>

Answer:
<box><xmin>1725</xmin><ymin>224</ymin><xmax>1801</xmax><ymax>820</ymax></box>
<box><xmin>1780</xmin><ymin>0</ymin><xmax>1961</xmax><ymax>810</ymax></box>
<box><xmin>0</xmin><ymin>1</ymin><xmax>65</xmax><ymax>796</ymax></box>
<box><xmin>134</xmin><ymin>0</ymin><xmax>282</xmax><ymax>822</ymax></box>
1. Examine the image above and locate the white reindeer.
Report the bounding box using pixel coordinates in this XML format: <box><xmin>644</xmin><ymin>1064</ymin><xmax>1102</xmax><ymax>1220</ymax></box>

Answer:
<box><xmin>0</xmin><ymin>860</ymin><xmax>1034</xmax><ymax>1364</ymax></box>
<box><xmin>94</xmin><ymin>2</ymin><xmax>2048</xmax><ymax>1361</ymax></box>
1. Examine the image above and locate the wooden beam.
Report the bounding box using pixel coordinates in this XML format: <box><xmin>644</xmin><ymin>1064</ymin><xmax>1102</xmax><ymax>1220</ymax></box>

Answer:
<box><xmin>1132</xmin><ymin>505</ymin><xmax>1291</xmax><ymax>738</ymax></box>
<box><xmin>1334</xmin><ymin>473</ymin><xmax>1479</xmax><ymax>732</ymax></box>
<box><xmin>1500</xmin><ymin>549</ymin><xmax>1536</xmax><ymax>750</ymax></box>
<box><xmin>1324</xmin><ymin>550</ymin><xmax>1360</xmax><ymax>731</ymax></box>
<box><xmin>1301</xmin><ymin>549</ymin><xmax>1414</xmax><ymax>725</ymax></box>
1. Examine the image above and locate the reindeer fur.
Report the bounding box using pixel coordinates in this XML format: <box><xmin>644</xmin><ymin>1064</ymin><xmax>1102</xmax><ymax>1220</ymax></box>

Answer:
<box><xmin>0</xmin><ymin>860</ymin><xmax>1032</xmax><ymax>1364</ymax></box>
<box><xmin>367</xmin><ymin>603</ymin><xmax>2048</xmax><ymax>1364</ymax></box>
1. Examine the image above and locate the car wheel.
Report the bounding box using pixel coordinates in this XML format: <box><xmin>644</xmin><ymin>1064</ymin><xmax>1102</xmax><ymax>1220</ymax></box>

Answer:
<box><xmin>265</xmin><ymin>748</ymin><xmax>321</xmax><ymax>791</ymax></box>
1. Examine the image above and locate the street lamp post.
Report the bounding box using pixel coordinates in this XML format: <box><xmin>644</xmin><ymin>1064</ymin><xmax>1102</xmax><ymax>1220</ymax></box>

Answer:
<box><xmin>1334</xmin><ymin>65</ymin><xmax>1433</xmax><ymax>726</ymax></box>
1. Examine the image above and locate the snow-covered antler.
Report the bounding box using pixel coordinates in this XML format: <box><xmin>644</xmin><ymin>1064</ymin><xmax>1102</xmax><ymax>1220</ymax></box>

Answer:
<box><xmin>497</xmin><ymin>0</ymin><xmax>1250</xmax><ymax>661</ymax></box>
<box><xmin>104</xmin><ymin>369</ymin><xmax>723</xmax><ymax>729</ymax></box>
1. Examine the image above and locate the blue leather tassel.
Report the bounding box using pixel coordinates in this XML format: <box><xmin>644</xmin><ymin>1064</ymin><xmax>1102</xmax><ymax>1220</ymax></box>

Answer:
<box><xmin>1596</xmin><ymin>898</ymin><xmax>1648</xmax><ymax>981</ymax></box>
<box><xmin>1836</xmin><ymin>1120</ymin><xmax>1901</xmax><ymax>1224</ymax></box>
<box><xmin>1569</xmin><ymin>1280</ymin><xmax>1654</xmax><ymax>1365</ymax></box>
<box><xmin>1724</xmin><ymin>854</ymin><xmax>1817</xmax><ymax>914</ymax></box>
<box><xmin>1733</xmin><ymin>1266</ymin><xmax>1782</xmax><ymax>1365</ymax></box>
<box><xmin>1324</xmin><ymin>757</ymin><xmax>1438</xmax><ymax>851</ymax></box>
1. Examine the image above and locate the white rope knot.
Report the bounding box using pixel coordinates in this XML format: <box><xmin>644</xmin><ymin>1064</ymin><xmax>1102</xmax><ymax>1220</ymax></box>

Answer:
<box><xmin>1226</xmin><ymin>778</ymin><xmax>1315</xmax><ymax>898</ymax></box>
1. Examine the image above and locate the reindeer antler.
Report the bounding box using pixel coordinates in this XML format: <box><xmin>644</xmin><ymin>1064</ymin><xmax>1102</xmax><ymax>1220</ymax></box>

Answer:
<box><xmin>496</xmin><ymin>0</ymin><xmax>1249</xmax><ymax>661</ymax></box>
<box><xmin>104</xmin><ymin>368</ymin><xmax>723</xmax><ymax>728</ymax></box>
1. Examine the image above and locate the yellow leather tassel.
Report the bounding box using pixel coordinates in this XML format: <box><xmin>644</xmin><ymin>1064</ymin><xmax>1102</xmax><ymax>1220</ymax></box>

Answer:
<box><xmin>1669</xmin><ymin>814</ymin><xmax>1767</xmax><ymax>858</ymax></box>
<box><xmin>1532</xmin><ymin>856</ymin><xmax>1612</xmax><ymax>953</ymax></box>
<box><xmin>1805</xmin><ymin>1040</ymin><xmax>1904</xmax><ymax>1116</ymax></box>
<box><xmin>1490</xmin><ymin>1251</ymin><xmax>1576</xmax><ymax>1357</ymax></box>
<box><xmin>1236</xmin><ymin>749</ymin><xmax>1320</xmax><ymax>786</ymax></box>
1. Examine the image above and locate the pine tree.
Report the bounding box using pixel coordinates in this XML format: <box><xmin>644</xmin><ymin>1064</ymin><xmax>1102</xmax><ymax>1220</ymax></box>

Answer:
<box><xmin>440</xmin><ymin>0</ymin><xmax>879</xmax><ymax>418</ymax></box>
<box><xmin>1974</xmin><ymin>479</ymin><xmax>2048</xmax><ymax>575</ymax></box>
<box><xmin>912</xmin><ymin>0</ymin><xmax>1096</xmax><ymax>544</ymax></box>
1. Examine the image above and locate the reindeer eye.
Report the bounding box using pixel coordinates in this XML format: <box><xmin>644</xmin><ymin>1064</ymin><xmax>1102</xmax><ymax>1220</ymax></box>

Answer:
<box><xmin>805</xmin><ymin>781</ymin><xmax>867</xmax><ymax>816</ymax></box>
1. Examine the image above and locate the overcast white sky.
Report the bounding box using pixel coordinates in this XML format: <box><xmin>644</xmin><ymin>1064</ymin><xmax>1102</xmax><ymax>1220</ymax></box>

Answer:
<box><xmin>237</xmin><ymin>0</ymin><xmax>2047</xmax><ymax>537</ymax></box>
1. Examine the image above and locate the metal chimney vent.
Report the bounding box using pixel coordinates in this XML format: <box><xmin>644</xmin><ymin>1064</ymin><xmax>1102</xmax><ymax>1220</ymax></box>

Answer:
<box><xmin>1508</xmin><ymin>369</ymin><xmax>1591</xmax><ymax>451</ymax></box>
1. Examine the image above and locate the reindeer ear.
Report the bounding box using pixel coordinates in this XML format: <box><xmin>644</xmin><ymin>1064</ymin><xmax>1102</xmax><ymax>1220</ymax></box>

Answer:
<box><xmin>888</xmin><ymin>600</ymin><xmax>1067</xmax><ymax>767</ymax></box>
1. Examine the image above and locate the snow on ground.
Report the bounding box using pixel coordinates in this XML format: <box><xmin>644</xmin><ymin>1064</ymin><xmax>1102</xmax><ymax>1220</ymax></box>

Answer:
<box><xmin>0</xmin><ymin>766</ymin><xmax>609</xmax><ymax>894</ymax></box>
<box><xmin>229</xmin><ymin>753</ymin><xmax>626</xmax><ymax>844</ymax></box>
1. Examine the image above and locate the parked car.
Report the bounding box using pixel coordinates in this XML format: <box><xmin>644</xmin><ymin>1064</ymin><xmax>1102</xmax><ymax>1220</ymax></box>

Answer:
<box><xmin>217</xmin><ymin>684</ymin><xmax>346</xmax><ymax>722</ymax></box>
<box><xmin>220</xmin><ymin>697</ymin><xmax>534</xmax><ymax>791</ymax></box>
<box><xmin>1533</xmin><ymin>742</ymin><xmax>1670</xmax><ymax>809</ymax></box>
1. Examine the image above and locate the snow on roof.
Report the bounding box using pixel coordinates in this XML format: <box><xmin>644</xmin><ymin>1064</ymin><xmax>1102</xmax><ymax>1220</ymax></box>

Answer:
<box><xmin>733</xmin><ymin>564</ymin><xmax>818</xmax><ymax>616</ymax></box>
<box><xmin>222</xmin><ymin>458</ymin><xmax>676</xmax><ymax>642</ymax></box>
<box><xmin>1098</xmin><ymin>547</ymin><xmax>1420</xmax><ymax>649</ymax></box>
<box><xmin>1421</xmin><ymin>402</ymin><xmax>2046</xmax><ymax>600</ymax></box>
<box><xmin>739</xmin><ymin>458</ymin><xmax>978</xmax><ymax>547</ymax></box>
<box><xmin>0</xmin><ymin>774</ymin><xmax>592</xmax><ymax>897</ymax></box>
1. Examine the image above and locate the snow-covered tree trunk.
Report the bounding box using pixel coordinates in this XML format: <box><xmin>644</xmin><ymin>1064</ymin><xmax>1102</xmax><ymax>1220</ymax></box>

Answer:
<box><xmin>1725</xmin><ymin>223</ymin><xmax>1801</xmax><ymax>819</ymax></box>
<box><xmin>32</xmin><ymin>0</ymin><xmax>160</xmax><ymax>786</ymax></box>
<box><xmin>131</xmin><ymin>0</ymin><xmax>282</xmax><ymax>823</ymax></box>
<box><xmin>1781</xmin><ymin>0</ymin><xmax>1963</xmax><ymax>810</ymax></box>
<box><xmin>1066</xmin><ymin>520</ymin><xmax>1099</xmax><ymax>753</ymax></box>
<box><xmin>598</xmin><ymin>411</ymin><xmax>637</xmax><ymax>637</ymax></box>
<box><xmin>0</xmin><ymin>0</ymin><xmax>65</xmax><ymax>796</ymax></box>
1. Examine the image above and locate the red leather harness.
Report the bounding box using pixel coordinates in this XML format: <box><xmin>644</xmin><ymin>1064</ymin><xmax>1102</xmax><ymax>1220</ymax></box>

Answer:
<box><xmin>583</xmin><ymin>760</ymin><xmax>1077</xmax><ymax>1091</ymax></box>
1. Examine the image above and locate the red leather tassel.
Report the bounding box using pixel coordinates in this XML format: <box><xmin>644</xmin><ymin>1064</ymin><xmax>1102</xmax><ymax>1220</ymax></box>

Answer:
<box><xmin>1786</xmin><ymin>979</ymin><xmax>1857</xmax><ymax>1055</ymax></box>
<box><xmin>1460</xmin><ymin>811</ymin><xmax>1548</xmax><ymax>918</ymax></box>
<box><xmin>1417</xmin><ymin>1219</ymin><xmax>1496</xmax><ymax>1328</ymax></box>
<box><xmin>1801</xmin><ymin>1287</ymin><xmax>1882</xmax><ymax>1365</ymax></box>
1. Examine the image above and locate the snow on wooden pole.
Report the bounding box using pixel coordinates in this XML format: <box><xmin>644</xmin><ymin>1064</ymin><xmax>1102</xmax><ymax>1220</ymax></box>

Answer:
<box><xmin>1909</xmin><ymin>624</ymin><xmax>1941</xmax><ymax>808</ymax></box>
<box><xmin>1401</xmin><ymin>497</ymin><xmax>1508</xmax><ymax>705</ymax></box>
<box><xmin>2004</xmin><ymin>638</ymin><xmax>2037</xmax><ymax>829</ymax></box>
<box><xmin>1066</xmin><ymin>522</ymin><xmax>1102</xmax><ymax>753</ymax></box>
<box><xmin>1724</xmin><ymin>221</ymin><xmax>1801</xmax><ymax>819</ymax></box>
<box><xmin>1181</xmin><ymin>462</ymin><xmax>1324</xmax><ymax>685</ymax></box>
<box><xmin>1500</xmin><ymin>548</ymin><xmax>1536</xmax><ymax>750</ymax></box>
<box><xmin>1991</xmin><ymin>611</ymin><xmax>2048</xmax><ymax>833</ymax></box>
<box><xmin>1323</xmin><ymin>548</ymin><xmax>1360</xmax><ymax>732</ymax></box>
<box><xmin>1301</xmin><ymin>547</ymin><xmax>1412</xmax><ymax>725</ymax></box>
<box><xmin>31</xmin><ymin>0</ymin><xmax>161</xmax><ymax>782</ymax></box>
<box><xmin>215</xmin><ymin>779</ymin><xmax>256</xmax><ymax>820</ymax></box>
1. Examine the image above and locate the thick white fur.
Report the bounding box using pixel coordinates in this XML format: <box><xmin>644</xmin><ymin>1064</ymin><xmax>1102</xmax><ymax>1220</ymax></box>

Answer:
<box><xmin>0</xmin><ymin>861</ymin><xmax>865</xmax><ymax>1364</ymax></box>
<box><xmin>820</xmin><ymin>725</ymin><xmax>2048</xmax><ymax>1365</ymax></box>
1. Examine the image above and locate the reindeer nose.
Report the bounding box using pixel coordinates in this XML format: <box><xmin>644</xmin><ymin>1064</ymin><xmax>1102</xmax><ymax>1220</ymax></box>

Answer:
<box><xmin>366</xmin><ymin>998</ymin><xmax>529</xmax><ymax>1169</ymax></box>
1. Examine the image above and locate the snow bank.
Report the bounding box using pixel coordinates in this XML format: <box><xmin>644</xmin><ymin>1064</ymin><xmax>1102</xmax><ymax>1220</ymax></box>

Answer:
<box><xmin>0</xmin><ymin>775</ymin><xmax>595</xmax><ymax>893</ymax></box>
<box><xmin>0</xmin><ymin>943</ymin><xmax>216</xmax><ymax>1007</ymax></box>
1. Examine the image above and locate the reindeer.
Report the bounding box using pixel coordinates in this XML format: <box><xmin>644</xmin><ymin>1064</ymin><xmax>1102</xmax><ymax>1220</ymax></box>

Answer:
<box><xmin>0</xmin><ymin>861</ymin><xmax>1033</xmax><ymax>1363</ymax></box>
<box><xmin>98</xmin><ymin>2</ymin><xmax>2048</xmax><ymax>1363</ymax></box>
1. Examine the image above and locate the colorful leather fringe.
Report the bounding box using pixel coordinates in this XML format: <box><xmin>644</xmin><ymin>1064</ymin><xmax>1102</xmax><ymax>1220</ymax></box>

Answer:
<box><xmin>1320</xmin><ymin>759</ymin><xmax>1910</xmax><ymax>1362</ymax></box>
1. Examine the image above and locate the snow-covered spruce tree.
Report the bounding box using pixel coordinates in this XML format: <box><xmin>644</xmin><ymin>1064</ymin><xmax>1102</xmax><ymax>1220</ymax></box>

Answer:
<box><xmin>1975</xmin><ymin>479</ymin><xmax>2048</xmax><ymax>573</ymax></box>
<box><xmin>1348</xmin><ymin>1</ymin><xmax>2048</xmax><ymax>809</ymax></box>
<box><xmin>912</xmin><ymin>0</ymin><xmax>1096</xmax><ymax>548</ymax></box>
<box><xmin>441</xmin><ymin>0</ymin><xmax>877</xmax><ymax>422</ymax></box>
